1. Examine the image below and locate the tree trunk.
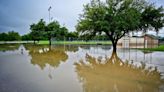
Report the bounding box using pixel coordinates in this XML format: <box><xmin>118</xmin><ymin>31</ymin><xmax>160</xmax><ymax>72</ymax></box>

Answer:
<box><xmin>105</xmin><ymin>32</ymin><xmax>118</xmax><ymax>53</ymax></box>
<box><xmin>34</xmin><ymin>40</ymin><xmax>36</xmax><ymax>44</ymax></box>
<box><xmin>49</xmin><ymin>38</ymin><xmax>51</xmax><ymax>45</ymax></box>
<box><xmin>111</xmin><ymin>40</ymin><xmax>118</xmax><ymax>53</ymax></box>
<box><xmin>112</xmin><ymin>43</ymin><xmax>117</xmax><ymax>53</ymax></box>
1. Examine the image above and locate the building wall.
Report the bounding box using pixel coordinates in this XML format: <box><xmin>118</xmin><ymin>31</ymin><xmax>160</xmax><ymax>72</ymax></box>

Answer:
<box><xmin>117</xmin><ymin>36</ymin><xmax>158</xmax><ymax>48</ymax></box>
<box><xmin>145</xmin><ymin>36</ymin><xmax>158</xmax><ymax>48</ymax></box>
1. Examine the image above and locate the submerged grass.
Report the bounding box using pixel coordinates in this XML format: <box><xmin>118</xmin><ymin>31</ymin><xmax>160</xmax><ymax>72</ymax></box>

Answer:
<box><xmin>0</xmin><ymin>44</ymin><xmax>20</xmax><ymax>51</ymax></box>
<box><xmin>139</xmin><ymin>45</ymin><xmax>164</xmax><ymax>51</ymax></box>
<box><xmin>38</xmin><ymin>40</ymin><xmax>112</xmax><ymax>45</ymax></box>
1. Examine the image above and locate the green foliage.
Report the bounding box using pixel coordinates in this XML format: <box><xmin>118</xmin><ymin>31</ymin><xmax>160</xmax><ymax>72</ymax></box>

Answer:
<box><xmin>58</xmin><ymin>26</ymin><xmax>68</xmax><ymax>40</ymax></box>
<box><xmin>29</xmin><ymin>19</ymin><xmax>69</xmax><ymax>45</ymax></box>
<box><xmin>46</xmin><ymin>21</ymin><xmax>68</xmax><ymax>41</ymax></box>
<box><xmin>67</xmin><ymin>32</ymin><xmax>78</xmax><ymax>38</ymax></box>
<box><xmin>0</xmin><ymin>31</ymin><xmax>21</xmax><ymax>41</ymax></box>
<box><xmin>7</xmin><ymin>31</ymin><xmax>21</xmax><ymax>41</ymax></box>
<box><xmin>0</xmin><ymin>32</ymin><xmax>8</xmax><ymax>41</ymax></box>
<box><xmin>66</xmin><ymin>31</ymin><xmax>78</xmax><ymax>41</ymax></box>
<box><xmin>76</xmin><ymin>0</ymin><xmax>164</xmax><ymax>52</ymax></box>
<box><xmin>141</xmin><ymin>5</ymin><xmax>164</xmax><ymax>32</ymax></box>
<box><xmin>30</xmin><ymin>19</ymin><xmax>46</xmax><ymax>42</ymax></box>
<box><xmin>21</xmin><ymin>33</ymin><xmax>32</xmax><ymax>41</ymax></box>
<box><xmin>46</xmin><ymin>21</ymin><xmax>60</xmax><ymax>40</ymax></box>
<box><xmin>76</xmin><ymin>0</ymin><xmax>143</xmax><ymax>44</ymax></box>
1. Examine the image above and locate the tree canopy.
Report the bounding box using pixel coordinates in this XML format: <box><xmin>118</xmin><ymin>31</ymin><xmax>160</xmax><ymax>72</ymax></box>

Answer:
<box><xmin>30</xmin><ymin>19</ymin><xmax>46</xmax><ymax>44</ymax></box>
<box><xmin>29</xmin><ymin>19</ymin><xmax>69</xmax><ymax>45</ymax></box>
<box><xmin>76</xmin><ymin>0</ymin><xmax>164</xmax><ymax>52</ymax></box>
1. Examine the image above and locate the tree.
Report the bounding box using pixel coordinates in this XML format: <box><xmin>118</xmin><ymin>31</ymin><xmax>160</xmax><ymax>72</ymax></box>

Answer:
<box><xmin>21</xmin><ymin>33</ymin><xmax>32</xmax><ymax>41</ymax></box>
<box><xmin>30</xmin><ymin>19</ymin><xmax>46</xmax><ymax>44</ymax></box>
<box><xmin>7</xmin><ymin>31</ymin><xmax>21</xmax><ymax>41</ymax></box>
<box><xmin>140</xmin><ymin>5</ymin><xmax>164</xmax><ymax>33</ymax></box>
<box><xmin>67</xmin><ymin>32</ymin><xmax>78</xmax><ymax>41</ymax></box>
<box><xmin>46</xmin><ymin>21</ymin><xmax>61</xmax><ymax>45</ymax></box>
<box><xmin>59</xmin><ymin>26</ymin><xmax>68</xmax><ymax>40</ymax></box>
<box><xmin>46</xmin><ymin>21</ymin><xmax>68</xmax><ymax>45</ymax></box>
<box><xmin>76</xmin><ymin>0</ymin><xmax>164</xmax><ymax>53</ymax></box>
<box><xmin>46</xmin><ymin>21</ymin><xmax>60</xmax><ymax>45</ymax></box>
<box><xmin>29</xmin><ymin>19</ymin><xmax>69</xmax><ymax>45</ymax></box>
<box><xmin>0</xmin><ymin>32</ymin><xmax>8</xmax><ymax>41</ymax></box>
<box><xmin>0</xmin><ymin>31</ymin><xmax>21</xmax><ymax>41</ymax></box>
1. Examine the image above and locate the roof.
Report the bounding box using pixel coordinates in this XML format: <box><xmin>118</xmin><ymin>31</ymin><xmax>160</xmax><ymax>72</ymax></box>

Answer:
<box><xmin>122</xmin><ymin>34</ymin><xmax>159</xmax><ymax>39</ymax></box>
<box><xmin>144</xmin><ymin>34</ymin><xmax>159</xmax><ymax>39</ymax></box>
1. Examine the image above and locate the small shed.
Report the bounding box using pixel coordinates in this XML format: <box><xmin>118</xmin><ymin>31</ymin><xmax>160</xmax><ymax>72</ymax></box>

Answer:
<box><xmin>117</xmin><ymin>34</ymin><xmax>159</xmax><ymax>48</ymax></box>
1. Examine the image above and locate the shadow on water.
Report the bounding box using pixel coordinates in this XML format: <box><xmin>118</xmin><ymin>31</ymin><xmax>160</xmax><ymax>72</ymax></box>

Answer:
<box><xmin>75</xmin><ymin>52</ymin><xmax>164</xmax><ymax>92</ymax></box>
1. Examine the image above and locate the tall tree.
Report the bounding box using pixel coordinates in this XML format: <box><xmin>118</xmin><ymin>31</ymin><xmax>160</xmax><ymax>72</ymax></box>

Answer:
<box><xmin>46</xmin><ymin>21</ymin><xmax>60</xmax><ymax>45</ymax></box>
<box><xmin>30</xmin><ymin>19</ymin><xmax>46</xmax><ymax>44</ymax></box>
<box><xmin>76</xmin><ymin>0</ymin><xmax>164</xmax><ymax>53</ymax></box>
<box><xmin>46</xmin><ymin>21</ymin><xmax>68</xmax><ymax>45</ymax></box>
<box><xmin>30</xmin><ymin>19</ymin><xmax>69</xmax><ymax>45</ymax></box>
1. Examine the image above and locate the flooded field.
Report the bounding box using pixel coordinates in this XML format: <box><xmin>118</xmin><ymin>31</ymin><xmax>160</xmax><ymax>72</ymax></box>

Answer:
<box><xmin>0</xmin><ymin>44</ymin><xmax>164</xmax><ymax>92</ymax></box>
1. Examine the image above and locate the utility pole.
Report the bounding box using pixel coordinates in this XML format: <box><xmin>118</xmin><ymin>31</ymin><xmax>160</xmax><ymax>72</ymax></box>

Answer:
<box><xmin>48</xmin><ymin>6</ymin><xmax>52</xmax><ymax>45</ymax></box>
<box><xmin>48</xmin><ymin>6</ymin><xmax>52</xmax><ymax>23</ymax></box>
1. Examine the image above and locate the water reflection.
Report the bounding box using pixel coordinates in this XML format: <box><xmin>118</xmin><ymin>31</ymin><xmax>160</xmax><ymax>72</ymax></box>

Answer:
<box><xmin>75</xmin><ymin>52</ymin><xmax>163</xmax><ymax>92</ymax></box>
<box><xmin>25</xmin><ymin>45</ymin><xmax>69</xmax><ymax>70</ymax></box>
<box><xmin>79</xmin><ymin>45</ymin><xmax>111</xmax><ymax>50</ymax></box>
<box><xmin>0</xmin><ymin>44</ymin><xmax>20</xmax><ymax>51</ymax></box>
<box><xmin>0</xmin><ymin>44</ymin><xmax>164</xmax><ymax>92</ymax></box>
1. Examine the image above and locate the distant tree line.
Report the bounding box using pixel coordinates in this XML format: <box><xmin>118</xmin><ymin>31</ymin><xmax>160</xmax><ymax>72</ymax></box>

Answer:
<box><xmin>0</xmin><ymin>29</ymin><xmax>109</xmax><ymax>43</ymax></box>
<box><xmin>27</xmin><ymin>19</ymin><xmax>110</xmax><ymax>45</ymax></box>
<box><xmin>0</xmin><ymin>31</ymin><xmax>21</xmax><ymax>41</ymax></box>
<box><xmin>0</xmin><ymin>19</ymin><xmax>79</xmax><ymax>44</ymax></box>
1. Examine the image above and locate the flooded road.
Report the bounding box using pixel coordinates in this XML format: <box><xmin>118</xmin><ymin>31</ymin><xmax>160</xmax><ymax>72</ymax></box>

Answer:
<box><xmin>0</xmin><ymin>44</ymin><xmax>164</xmax><ymax>92</ymax></box>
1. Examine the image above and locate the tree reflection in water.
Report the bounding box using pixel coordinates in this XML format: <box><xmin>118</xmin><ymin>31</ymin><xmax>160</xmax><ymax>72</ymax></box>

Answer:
<box><xmin>25</xmin><ymin>45</ymin><xmax>68</xmax><ymax>70</ymax></box>
<box><xmin>75</xmin><ymin>52</ymin><xmax>163</xmax><ymax>92</ymax></box>
<box><xmin>0</xmin><ymin>44</ymin><xmax>20</xmax><ymax>51</ymax></box>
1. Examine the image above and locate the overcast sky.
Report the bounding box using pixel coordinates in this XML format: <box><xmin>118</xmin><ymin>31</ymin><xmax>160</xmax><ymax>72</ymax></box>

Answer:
<box><xmin>0</xmin><ymin>0</ymin><xmax>163</xmax><ymax>36</ymax></box>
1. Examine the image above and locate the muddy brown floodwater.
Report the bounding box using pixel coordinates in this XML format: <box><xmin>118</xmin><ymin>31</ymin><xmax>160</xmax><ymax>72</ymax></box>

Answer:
<box><xmin>0</xmin><ymin>44</ymin><xmax>164</xmax><ymax>92</ymax></box>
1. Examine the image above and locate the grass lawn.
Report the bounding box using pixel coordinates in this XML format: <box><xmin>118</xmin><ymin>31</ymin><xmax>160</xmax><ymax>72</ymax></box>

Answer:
<box><xmin>38</xmin><ymin>40</ymin><xmax>112</xmax><ymax>45</ymax></box>
<box><xmin>139</xmin><ymin>45</ymin><xmax>164</xmax><ymax>51</ymax></box>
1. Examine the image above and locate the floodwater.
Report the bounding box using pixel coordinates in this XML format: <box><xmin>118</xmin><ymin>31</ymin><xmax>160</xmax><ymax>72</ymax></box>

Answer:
<box><xmin>0</xmin><ymin>44</ymin><xmax>164</xmax><ymax>92</ymax></box>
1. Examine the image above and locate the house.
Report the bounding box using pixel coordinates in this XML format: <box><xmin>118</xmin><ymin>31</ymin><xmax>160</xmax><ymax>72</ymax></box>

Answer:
<box><xmin>117</xmin><ymin>34</ymin><xmax>159</xmax><ymax>48</ymax></box>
